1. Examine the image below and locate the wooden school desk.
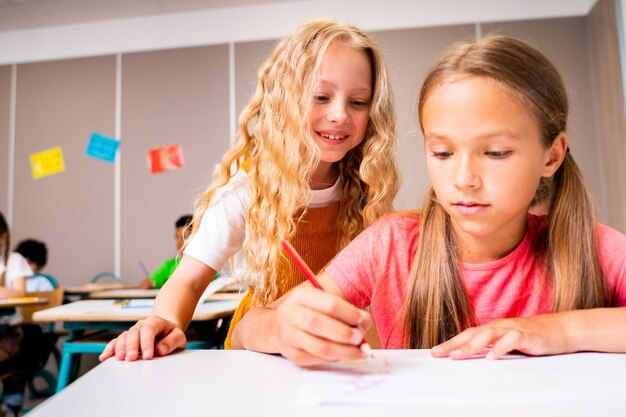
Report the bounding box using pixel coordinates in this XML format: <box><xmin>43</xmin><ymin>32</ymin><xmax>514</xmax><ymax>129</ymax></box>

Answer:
<box><xmin>26</xmin><ymin>349</ymin><xmax>626</xmax><ymax>417</ymax></box>
<box><xmin>32</xmin><ymin>293</ymin><xmax>243</xmax><ymax>392</ymax></box>
<box><xmin>87</xmin><ymin>288</ymin><xmax>245</xmax><ymax>299</ymax></box>
<box><xmin>63</xmin><ymin>282</ymin><xmax>125</xmax><ymax>301</ymax></box>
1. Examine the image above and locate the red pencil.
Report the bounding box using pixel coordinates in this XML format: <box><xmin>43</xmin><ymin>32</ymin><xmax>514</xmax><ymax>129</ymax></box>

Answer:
<box><xmin>281</xmin><ymin>240</ymin><xmax>371</xmax><ymax>353</ymax></box>
<box><xmin>280</xmin><ymin>241</ymin><xmax>323</xmax><ymax>290</ymax></box>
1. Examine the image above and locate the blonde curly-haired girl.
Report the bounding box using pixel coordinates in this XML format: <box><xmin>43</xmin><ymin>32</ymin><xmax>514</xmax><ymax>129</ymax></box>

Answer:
<box><xmin>101</xmin><ymin>18</ymin><xmax>399</xmax><ymax>361</ymax></box>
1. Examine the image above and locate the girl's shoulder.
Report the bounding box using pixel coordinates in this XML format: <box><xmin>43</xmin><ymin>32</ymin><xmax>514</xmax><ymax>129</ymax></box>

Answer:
<box><xmin>5</xmin><ymin>251</ymin><xmax>32</xmax><ymax>280</ymax></box>
<box><xmin>594</xmin><ymin>223</ymin><xmax>626</xmax><ymax>298</ymax></box>
<box><xmin>596</xmin><ymin>222</ymin><xmax>626</xmax><ymax>252</ymax></box>
<box><xmin>213</xmin><ymin>168</ymin><xmax>250</xmax><ymax>201</ymax></box>
<box><xmin>7</xmin><ymin>251</ymin><xmax>28</xmax><ymax>266</ymax></box>
<box><xmin>526</xmin><ymin>213</ymin><xmax>626</xmax><ymax>252</ymax></box>
<box><xmin>367</xmin><ymin>210</ymin><xmax>421</xmax><ymax>239</ymax></box>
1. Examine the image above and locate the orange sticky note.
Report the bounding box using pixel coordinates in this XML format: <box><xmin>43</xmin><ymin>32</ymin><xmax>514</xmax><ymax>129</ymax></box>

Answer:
<box><xmin>30</xmin><ymin>147</ymin><xmax>65</xmax><ymax>179</ymax></box>
<box><xmin>147</xmin><ymin>143</ymin><xmax>184</xmax><ymax>174</ymax></box>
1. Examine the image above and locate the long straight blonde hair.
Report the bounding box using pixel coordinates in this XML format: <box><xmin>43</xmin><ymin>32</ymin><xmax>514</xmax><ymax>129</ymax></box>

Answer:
<box><xmin>190</xmin><ymin>19</ymin><xmax>399</xmax><ymax>306</ymax></box>
<box><xmin>403</xmin><ymin>35</ymin><xmax>610</xmax><ymax>349</ymax></box>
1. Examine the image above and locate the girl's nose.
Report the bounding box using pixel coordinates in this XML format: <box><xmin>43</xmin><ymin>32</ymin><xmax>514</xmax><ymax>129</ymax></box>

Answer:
<box><xmin>326</xmin><ymin>100</ymin><xmax>349</xmax><ymax>124</ymax></box>
<box><xmin>454</xmin><ymin>157</ymin><xmax>481</xmax><ymax>190</ymax></box>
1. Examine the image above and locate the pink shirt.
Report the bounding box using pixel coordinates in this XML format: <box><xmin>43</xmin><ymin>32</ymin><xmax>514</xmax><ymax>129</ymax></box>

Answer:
<box><xmin>325</xmin><ymin>212</ymin><xmax>626</xmax><ymax>349</ymax></box>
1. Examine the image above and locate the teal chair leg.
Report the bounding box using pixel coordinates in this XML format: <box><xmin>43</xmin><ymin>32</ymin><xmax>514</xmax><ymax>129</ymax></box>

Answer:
<box><xmin>56</xmin><ymin>340</ymin><xmax>111</xmax><ymax>392</ymax></box>
<box><xmin>70</xmin><ymin>354</ymin><xmax>81</xmax><ymax>382</ymax></box>
<box><xmin>56</xmin><ymin>350</ymin><xmax>73</xmax><ymax>393</ymax></box>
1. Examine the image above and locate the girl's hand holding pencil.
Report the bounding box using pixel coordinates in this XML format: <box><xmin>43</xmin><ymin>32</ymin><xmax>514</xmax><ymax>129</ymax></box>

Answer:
<box><xmin>272</xmin><ymin>241</ymin><xmax>372</xmax><ymax>367</ymax></box>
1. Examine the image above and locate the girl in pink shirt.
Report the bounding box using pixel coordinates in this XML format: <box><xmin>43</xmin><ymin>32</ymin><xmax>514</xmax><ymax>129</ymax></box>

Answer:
<box><xmin>233</xmin><ymin>35</ymin><xmax>626</xmax><ymax>366</ymax></box>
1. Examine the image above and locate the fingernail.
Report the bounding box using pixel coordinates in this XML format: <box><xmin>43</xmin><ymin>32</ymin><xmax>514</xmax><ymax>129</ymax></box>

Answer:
<box><xmin>451</xmin><ymin>349</ymin><xmax>463</xmax><ymax>357</ymax></box>
<box><xmin>351</xmin><ymin>331</ymin><xmax>363</xmax><ymax>345</ymax></box>
<box><xmin>486</xmin><ymin>350</ymin><xmax>495</xmax><ymax>360</ymax></box>
<box><xmin>360</xmin><ymin>343</ymin><xmax>373</xmax><ymax>358</ymax></box>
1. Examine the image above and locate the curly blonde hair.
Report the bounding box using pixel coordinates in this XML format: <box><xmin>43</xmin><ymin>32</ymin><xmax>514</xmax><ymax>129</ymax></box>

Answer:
<box><xmin>189</xmin><ymin>18</ymin><xmax>399</xmax><ymax>306</ymax></box>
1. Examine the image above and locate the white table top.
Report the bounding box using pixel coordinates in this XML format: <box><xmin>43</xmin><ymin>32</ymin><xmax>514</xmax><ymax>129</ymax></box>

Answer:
<box><xmin>27</xmin><ymin>350</ymin><xmax>626</xmax><ymax>417</ymax></box>
<box><xmin>32</xmin><ymin>293</ymin><xmax>243</xmax><ymax>322</ymax></box>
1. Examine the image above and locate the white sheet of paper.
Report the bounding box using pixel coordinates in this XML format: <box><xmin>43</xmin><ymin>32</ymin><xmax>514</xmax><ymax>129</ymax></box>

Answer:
<box><xmin>195</xmin><ymin>276</ymin><xmax>228</xmax><ymax>306</ymax></box>
<box><xmin>296</xmin><ymin>352</ymin><xmax>626</xmax><ymax>407</ymax></box>
<box><xmin>295</xmin><ymin>357</ymin><xmax>393</xmax><ymax>406</ymax></box>
<box><xmin>126</xmin><ymin>299</ymin><xmax>154</xmax><ymax>308</ymax></box>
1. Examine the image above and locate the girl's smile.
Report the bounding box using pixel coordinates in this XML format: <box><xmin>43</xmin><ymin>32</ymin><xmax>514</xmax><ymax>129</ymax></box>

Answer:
<box><xmin>315</xmin><ymin>129</ymin><xmax>351</xmax><ymax>143</ymax></box>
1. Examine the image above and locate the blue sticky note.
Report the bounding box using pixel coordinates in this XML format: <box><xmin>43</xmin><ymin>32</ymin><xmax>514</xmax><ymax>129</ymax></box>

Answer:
<box><xmin>86</xmin><ymin>133</ymin><xmax>120</xmax><ymax>163</ymax></box>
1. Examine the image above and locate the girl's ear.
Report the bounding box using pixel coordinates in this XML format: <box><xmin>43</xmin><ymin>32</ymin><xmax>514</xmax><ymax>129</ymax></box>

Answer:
<box><xmin>542</xmin><ymin>132</ymin><xmax>568</xmax><ymax>177</ymax></box>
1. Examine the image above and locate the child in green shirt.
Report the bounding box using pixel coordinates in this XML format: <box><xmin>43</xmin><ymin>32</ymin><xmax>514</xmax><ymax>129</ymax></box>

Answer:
<box><xmin>139</xmin><ymin>215</ymin><xmax>192</xmax><ymax>289</ymax></box>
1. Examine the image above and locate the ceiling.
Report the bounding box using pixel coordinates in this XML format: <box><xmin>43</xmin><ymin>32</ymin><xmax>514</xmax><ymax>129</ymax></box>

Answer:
<box><xmin>0</xmin><ymin>0</ymin><xmax>304</xmax><ymax>32</ymax></box>
<box><xmin>0</xmin><ymin>0</ymin><xmax>600</xmax><ymax>65</ymax></box>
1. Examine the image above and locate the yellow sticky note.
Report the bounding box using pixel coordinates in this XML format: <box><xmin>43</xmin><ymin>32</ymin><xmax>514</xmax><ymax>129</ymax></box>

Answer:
<box><xmin>30</xmin><ymin>147</ymin><xmax>65</xmax><ymax>179</ymax></box>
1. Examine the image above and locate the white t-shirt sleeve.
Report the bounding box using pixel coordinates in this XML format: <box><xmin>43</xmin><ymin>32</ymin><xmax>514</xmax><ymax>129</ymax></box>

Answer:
<box><xmin>6</xmin><ymin>252</ymin><xmax>33</xmax><ymax>288</ymax></box>
<box><xmin>184</xmin><ymin>171</ymin><xmax>249</xmax><ymax>272</ymax></box>
<box><xmin>0</xmin><ymin>252</ymin><xmax>31</xmax><ymax>325</ymax></box>
<box><xmin>26</xmin><ymin>276</ymin><xmax>54</xmax><ymax>292</ymax></box>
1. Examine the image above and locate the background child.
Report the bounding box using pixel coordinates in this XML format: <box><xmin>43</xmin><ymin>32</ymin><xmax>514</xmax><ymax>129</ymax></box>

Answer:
<box><xmin>232</xmin><ymin>35</ymin><xmax>626</xmax><ymax>365</ymax></box>
<box><xmin>1</xmin><ymin>221</ymin><xmax>59</xmax><ymax>415</ymax></box>
<box><xmin>138</xmin><ymin>215</ymin><xmax>193</xmax><ymax>289</ymax></box>
<box><xmin>0</xmin><ymin>212</ymin><xmax>29</xmax><ymax>363</ymax></box>
<box><xmin>100</xmin><ymin>18</ymin><xmax>399</xmax><ymax>361</ymax></box>
<box><xmin>14</xmin><ymin>238</ymin><xmax>54</xmax><ymax>292</ymax></box>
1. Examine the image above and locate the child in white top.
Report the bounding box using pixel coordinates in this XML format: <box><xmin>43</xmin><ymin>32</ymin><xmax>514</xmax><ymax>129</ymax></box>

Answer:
<box><xmin>15</xmin><ymin>239</ymin><xmax>54</xmax><ymax>292</ymax></box>
<box><xmin>0</xmin><ymin>212</ymin><xmax>29</xmax><ymax>362</ymax></box>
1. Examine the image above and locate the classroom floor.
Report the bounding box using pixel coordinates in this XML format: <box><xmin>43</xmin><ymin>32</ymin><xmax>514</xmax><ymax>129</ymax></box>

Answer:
<box><xmin>23</xmin><ymin>395</ymin><xmax>46</xmax><ymax>414</ymax></box>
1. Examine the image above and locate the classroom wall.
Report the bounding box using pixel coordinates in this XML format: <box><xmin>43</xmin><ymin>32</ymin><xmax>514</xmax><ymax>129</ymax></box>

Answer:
<box><xmin>13</xmin><ymin>57</ymin><xmax>117</xmax><ymax>280</ymax></box>
<box><xmin>588</xmin><ymin>0</ymin><xmax>626</xmax><ymax>233</ymax></box>
<box><xmin>1</xmin><ymin>12</ymin><xmax>623</xmax><ymax>287</ymax></box>
<box><xmin>0</xmin><ymin>66</ymin><xmax>9</xmax><ymax>218</ymax></box>
<box><xmin>120</xmin><ymin>45</ymin><xmax>230</xmax><ymax>282</ymax></box>
<box><xmin>234</xmin><ymin>40</ymin><xmax>276</xmax><ymax>127</ymax></box>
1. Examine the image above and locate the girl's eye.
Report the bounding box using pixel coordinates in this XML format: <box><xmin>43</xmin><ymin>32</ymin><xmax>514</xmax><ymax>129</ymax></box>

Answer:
<box><xmin>351</xmin><ymin>100</ymin><xmax>369</xmax><ymax>107</ymax></box>
<box><xmin>485</xmin><ymin>150</ymin><xmax>512</xmax><ymax>158</ymax></box>
<box><xmin>314</xmin><ymin>95</ymin><xmax>329</xmax><ymax>102</ymax></box>
<box><xmin>432</xmin><ymin>151</ymin><xmax>452</xmax><ymax>159</ymax></box>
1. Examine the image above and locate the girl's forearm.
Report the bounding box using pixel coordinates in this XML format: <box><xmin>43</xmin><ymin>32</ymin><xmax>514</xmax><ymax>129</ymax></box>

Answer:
<box><xmin>0</xmin><ymin>287</ymin><xmax>25</xmax><ymax>298</ymax></box>
<box><xmin>152</xmin><ymin>255</ymin><xmax>218</xmax><ymax>330</ymax></box>
<box><xmin>152</xmin><ymin>278</ymin><xmax>202</xmax><ymax>330</ymax></box>
<box><xmin>568</xmin><ymin>307</ymin><xmax>626</xmax><ymax>353</ymax></box>
<box><xmin>230</xmin><ymin>307</ymin><xmax>280</xmax><ymax>353</ymax></box>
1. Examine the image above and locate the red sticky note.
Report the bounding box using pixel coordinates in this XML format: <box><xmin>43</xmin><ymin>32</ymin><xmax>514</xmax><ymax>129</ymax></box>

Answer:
<box><xmin>147</xmin><ymin>144</ymin><xmax>184</xmax><ymax>174</ymax></box>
